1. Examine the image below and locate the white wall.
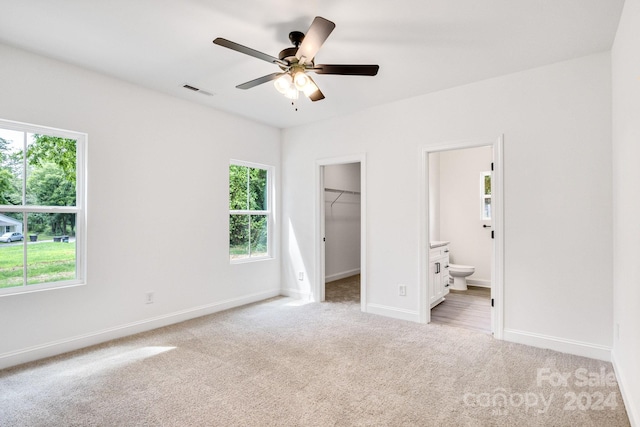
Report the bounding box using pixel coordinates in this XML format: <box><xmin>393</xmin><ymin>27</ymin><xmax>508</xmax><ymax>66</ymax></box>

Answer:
<box><xmin>0</xmin><ymin>43</ymin><xmax>281</xmax><ymax>369</ymax></box>
<box><xmin>439</xmin><ymin>146</ymin><xmax>493</xmax><ymax>285</ymax></box>
<box><xmin>611</xmin><ymin>0</ymin><xmax>640</xmax><ymax>424</ymax></box>
<box><xmin>324</xmin><ymin>163</ymin><xmax>361</xmax><ymax>282</ymax></box>
<box><xmin>282</xmin><ymin>52</ymin><xmax>612</xmax><ymax>360</ymax></box>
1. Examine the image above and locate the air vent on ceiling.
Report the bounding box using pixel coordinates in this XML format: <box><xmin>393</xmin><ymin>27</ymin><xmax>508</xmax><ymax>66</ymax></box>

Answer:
<box><xmin>182</xmin><ymin>84</ymin><xmax>215</xmax><ymax>96</ymax></box>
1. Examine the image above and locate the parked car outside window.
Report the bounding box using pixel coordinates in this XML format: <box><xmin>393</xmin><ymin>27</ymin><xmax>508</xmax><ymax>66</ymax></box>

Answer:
<box><xmin>0</xmin><ymin>232</ymin><xmax>24</xmax><ymax>243</ymax></box>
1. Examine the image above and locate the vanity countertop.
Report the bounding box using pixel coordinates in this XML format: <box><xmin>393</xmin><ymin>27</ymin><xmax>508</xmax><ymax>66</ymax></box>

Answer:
<box><xmin>430</xmin><ymin>240</ymin><xmax>450</xmax><ymax>249</ymax></box>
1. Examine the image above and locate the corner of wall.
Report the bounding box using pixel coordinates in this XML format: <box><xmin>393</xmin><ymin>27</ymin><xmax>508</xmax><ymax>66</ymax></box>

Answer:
<box><xmin>611</xmin><ymin>349</ymin><xmax>639</xmax><ymax>427</ymax></box>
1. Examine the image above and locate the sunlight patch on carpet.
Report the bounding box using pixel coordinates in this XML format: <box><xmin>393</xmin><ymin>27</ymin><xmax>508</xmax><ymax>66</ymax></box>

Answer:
<box><xmin>58</xmin><ymin>346</ymin><xmax>176</xmax><ymax>377</ymax></box>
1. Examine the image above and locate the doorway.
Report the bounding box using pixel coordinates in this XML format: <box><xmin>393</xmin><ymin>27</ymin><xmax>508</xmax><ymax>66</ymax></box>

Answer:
<box><xmin>421</xmin><ymin>137</ymin><xmax>503</xmax><ymax>338</ymax></box>
<box><xmin>316</xmin><ymin>155</ymin><xmax>366</xmax><ymax>311</ymax></box>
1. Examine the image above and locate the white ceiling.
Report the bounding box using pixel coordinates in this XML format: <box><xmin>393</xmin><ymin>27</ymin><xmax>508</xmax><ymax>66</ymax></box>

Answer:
<box><xmin>0</xmin><ymin>1</ymin><xmax>625</xmax><ymax>129</ymax></box>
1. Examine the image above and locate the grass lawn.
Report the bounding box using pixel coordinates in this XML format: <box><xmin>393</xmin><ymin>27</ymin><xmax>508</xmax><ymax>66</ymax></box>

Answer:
<box><xmin>0</xmin><ymin>242</ymin><xmax>75</xmax><ymax>288</ymax></box>
<box><xmin>230</xmin><ymin>244</ymin><xmax>268</xmax><ymax>260</ymax></box>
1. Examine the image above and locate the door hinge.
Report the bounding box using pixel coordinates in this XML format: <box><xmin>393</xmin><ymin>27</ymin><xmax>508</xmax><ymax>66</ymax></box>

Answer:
<box><xmin>491</xmin><ymin>298</ymin><xmax>494</xmax><ymax>307</ymax></box>
<box><xmin>491</xmin><ymin>162</ymin><xmax>494</xmax><ymax>171</ymax></box>
<box><xmin>491</xmin><ymin>230</ymin><xmax>494</xmax><ymax>239</ymax></box>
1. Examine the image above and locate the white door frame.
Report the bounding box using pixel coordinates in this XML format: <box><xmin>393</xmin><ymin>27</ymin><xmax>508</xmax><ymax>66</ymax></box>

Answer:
<box><xmin>420</xmin><ymin>136</ymin><xmax>504</xmax><ymax>338</ymax></box>
<box><xmin>315</xmin><ymin>154</ymin><xmax>367</xmax><ymax>312</ymax></box>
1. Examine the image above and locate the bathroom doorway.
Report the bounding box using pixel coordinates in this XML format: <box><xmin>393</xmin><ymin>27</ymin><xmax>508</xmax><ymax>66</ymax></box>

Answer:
<box><xmin>316</xmin><ymin>155</ymin><xmax>367</xmax><ymax>311</ymax></box>
<box><xmin>421</xmin><ymin>138</ymin><xmax>504</xmax><ymax>338</ymax></box>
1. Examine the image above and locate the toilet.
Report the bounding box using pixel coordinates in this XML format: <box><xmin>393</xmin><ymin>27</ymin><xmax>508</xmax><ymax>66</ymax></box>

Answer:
<box><xmin>448</xmin><ymin>264</ymin><xmax>475</xmax><ymax>291</ymax></box>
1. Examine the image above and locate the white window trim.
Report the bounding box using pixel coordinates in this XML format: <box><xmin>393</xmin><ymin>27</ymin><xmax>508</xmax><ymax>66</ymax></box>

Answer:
<box><xmin>0</xmin><ymin>118</ymin><xmax>87</xmax><ymax>296</ymax></box>
<box><xmin>229</xmin><ymin>159</ymin><xmax>274</xmax><ymax>263</ymax></box>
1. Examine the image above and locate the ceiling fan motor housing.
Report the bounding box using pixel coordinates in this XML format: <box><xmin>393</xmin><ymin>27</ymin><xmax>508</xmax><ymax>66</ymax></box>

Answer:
<box><xmin>278</xmin><ymin>47</ymin><xmax>298</xmax><ymax>63</ymax></box>
<box><xmin>279</xmin><ymin>31</ymin><xmax>309</xmax><ymax>70</ymax></box>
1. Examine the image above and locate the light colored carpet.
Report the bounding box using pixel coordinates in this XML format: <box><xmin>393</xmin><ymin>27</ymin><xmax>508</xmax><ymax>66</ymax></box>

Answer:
<box><xmin>0</xmin><ymin>278</ymin><xmax>630</xmax><ymax>426</ymax></box>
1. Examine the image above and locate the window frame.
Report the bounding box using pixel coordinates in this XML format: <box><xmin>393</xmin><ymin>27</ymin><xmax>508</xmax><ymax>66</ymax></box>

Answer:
<box><xmin>0</xmin><ymin>118</ymin><xmax>87</xmax><ymax>296</ymax></box>
<box><xmin>481</xmin><ymin>170</ymin><xmax>492</xmax><ymax>221</ymax></box>
<box><xmin>229</xmin><ymin>160</ymin><xmax>274</xmax><ymax>263</ymax></box>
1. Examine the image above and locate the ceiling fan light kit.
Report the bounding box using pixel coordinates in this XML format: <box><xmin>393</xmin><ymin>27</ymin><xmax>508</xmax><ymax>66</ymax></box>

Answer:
<box><xmin>274</xmin><ymin>74</ymin><xmax>299</xmax><ymax>100</ymax></box>
<box><xmin>293</xmin><ymin>71</ymin><xmax>311</xmax><ymax>91</ymax></box>
<box><xmin>213</xmin><ymin>16</ymin><xmax>379</xmax><ymax>104</ymax></box>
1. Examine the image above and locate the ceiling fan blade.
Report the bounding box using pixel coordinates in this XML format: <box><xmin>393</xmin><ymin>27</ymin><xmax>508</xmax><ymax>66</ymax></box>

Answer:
<box><xmin>296</xmin><ymin>17</ymin><xmax>336</xmax><ymax>64</ymax></box>
<box><xmin>305</xmin><ymin>76</ymin><xmax>325</xmax><ymax>102</ymax></box>
<box><xmin>213</xmin><ymin>38</ymin><xmax>288</xmax><ymax>66</ymax></box>
<box><xmin>236</xmin><ymin>73</ymin><xmax>284</xmax><ymax>90</ymax></box>
<box><xmin>308</xmin><ymin>89</ymin><xmax>325</xmax><ymax>102</ymax></box>
<box><xmin>313</xmin><ymin>64</ymin><xmax>379</xmax><ymax>76</ymax></box>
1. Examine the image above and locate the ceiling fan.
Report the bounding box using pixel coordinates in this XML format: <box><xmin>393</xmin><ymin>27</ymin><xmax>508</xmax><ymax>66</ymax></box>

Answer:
<box><xmin>213</xmin><ymin>17</ymin><xmax>379</xmax><ymax>102</ymax></box>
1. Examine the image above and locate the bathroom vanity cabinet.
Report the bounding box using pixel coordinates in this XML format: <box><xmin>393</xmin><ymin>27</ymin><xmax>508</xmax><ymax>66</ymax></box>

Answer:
<box><xmin>429</xmin><ymin>242</ymin><xmax>450</xmax><ymax>308</ymax></box>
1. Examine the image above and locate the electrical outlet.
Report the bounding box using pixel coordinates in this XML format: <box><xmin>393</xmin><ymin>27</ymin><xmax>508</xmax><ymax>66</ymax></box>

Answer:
<box><xmin>298</xmin><ymin>272</ymin><xmax>304</xmax><ymax>281</ymax></box>
<box><xmin>145</xmin><ymin>292</ymin><xmax>154</xmax><ymax>304</ymax></box>
<box><xmin>399</xmin><ymin>285</ymin><xmax>407</xmax><ymax>296</ymax></box>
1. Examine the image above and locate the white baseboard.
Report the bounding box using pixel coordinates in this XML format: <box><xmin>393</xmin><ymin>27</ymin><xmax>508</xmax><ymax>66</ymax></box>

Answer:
<box><xmin>325</xmin><ymin>268</ymin><xmax>361</xmax><ymax>283</ymax></box>
<box><xmin>366</xmin><ymin>303</ymin><xmax>420</xmax><ymax>323</ymax></box>
<box><xmin>503</xmin><ymin>328</ymin><xmax>612</xmax><ymax>361</ymax></box>
<box><xmin>467</xmin><ymin>278</ymin><xmax>491</xmax><ymax>288</ymax></box>
<box><xmin>611</xmin><ymin>349</ymin><xmax>639</xmax><ymax>427</ymax></box>
<box><xmin>0</xmin><ymin>288</ymin><xmax>280</xmax><ymax>370</ymax></box>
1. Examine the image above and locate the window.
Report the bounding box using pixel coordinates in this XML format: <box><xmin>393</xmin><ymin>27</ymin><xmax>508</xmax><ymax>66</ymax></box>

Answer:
<box><xmin>481</xmin><ymin>171</ymin><xmax>492</xmax><ymax>220</ymax></box>
<box><xmin>0</xmin><ymin>119</ymin><xmax>86</xmax><ymax>295</ymax></box>
<box><xmin>229</xmin><ymin>161</ymin><xmax>273</xmax><ymax>262</ymax></box>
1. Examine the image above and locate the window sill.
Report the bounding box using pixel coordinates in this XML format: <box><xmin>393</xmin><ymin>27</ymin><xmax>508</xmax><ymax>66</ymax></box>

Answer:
<box><xmin>230</xmin><ymin>255</ymin><xmax>275</xmax><ymax>265</ymax></box>
<box><xmin>0</xmin><ymin>280</ymin><xmax>85</xmax><ymax>297</ymax></box>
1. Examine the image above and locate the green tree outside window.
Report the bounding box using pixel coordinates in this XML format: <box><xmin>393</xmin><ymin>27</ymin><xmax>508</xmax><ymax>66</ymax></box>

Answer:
<box><xmin>229</xmin><ymin>164</ymin><xmax>269</xmax><ymax>260</ymax></box>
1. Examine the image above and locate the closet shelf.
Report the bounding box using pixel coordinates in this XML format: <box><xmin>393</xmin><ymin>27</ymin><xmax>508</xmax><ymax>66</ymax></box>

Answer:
<box><xmin>324</xmin><ymin>187</ymin><xmax>361</xmax><ymax>195</ymax></box>
<box><xmin>324</xmin><ymin>187</ymin><xmax>361</xmax><ymax>207</ymax></box>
